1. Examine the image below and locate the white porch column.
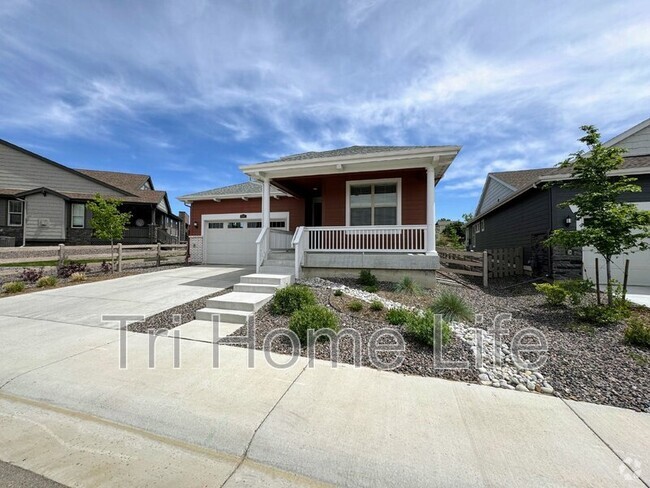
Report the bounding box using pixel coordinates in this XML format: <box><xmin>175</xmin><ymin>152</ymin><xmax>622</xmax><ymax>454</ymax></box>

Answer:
<box><xmin>426</xmin><ymin>164</ymin><xmax>437</xmax><ymax>255</ymax></box>
<box><xmin>262</xmin><ymin>177</ymin><xmax>271</xmax><ymax>229</ymax></box>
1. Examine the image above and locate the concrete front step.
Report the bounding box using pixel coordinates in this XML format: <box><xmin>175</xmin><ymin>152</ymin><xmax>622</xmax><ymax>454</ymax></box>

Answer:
<box><xmin>167</xmin><ymin>319</ymin><xmax>242</xmax><ymax>343</ymax></box>
<box><xmin>259</xmin><ymin>265</ymin><xmax>295</xmax><ymax>275</ymax></box>
<box><xmin>233</xmin><ymin>283</ymin><xmax>280</xmax><ymax>294</ymax></box>
<box><xmin>262</xmin><ymin>259</ymin><xmax>294</xmax><ymax>267</ymax></box>
<box><xmin>240</xmin><ymin>274</ymin><xmax>293</xmax><ymax>286</ymax></box>
<box><xmin>206</xmin><ymin>291</ymin><xmax>273</xmax><ymax>312</ymax></box>
<box><xmin>195</xmin><ymin>307</ymin><xmax>252</xmax><ymax>324</ymax></box>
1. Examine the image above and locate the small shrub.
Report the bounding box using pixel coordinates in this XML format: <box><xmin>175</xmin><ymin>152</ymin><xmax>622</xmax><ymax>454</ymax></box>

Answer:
<box><xmin>624</xmin><ymin>318</ymin><xmax>650</xmax><ymax>348</ymax></box>
<box><xmin>36</xmin><ymin>276</ymin><xmax>58</xmax><ymax>288</ymax></box>
<box><xmin>394</xmin><ymin>276</ymin><xmax>422</xmax><ymax>295</ymax></box>
<box><xmin>100</xmin><ymin>260</ymin><xmax>113</xmax><ymax>273</ymax></box>
<box><xmin>430</xmin><ymin>291</ymin><xmax>473</xmax><ymax>323</ymax></box>
<box><xmin>405</xmin><ymin>310</ymin><xmax>452</xmax><ymax>347</ymax></box>
<box><xmin>70</xmin><ymin>272</ymin><xmax>87</xmax><ymax>282</ymax></box>
<box><xmin>58</xmin><ymin>261</ymin><xmax>88</xmax><ymax>278</ymax></box>
<box><xmin>19</xmin><ymin>267</ymin><xmax>44</xmax><ymax>284</ymax></box>
<box><xmin>370</xmin><ymin>300</ymin><xmax>384</xmax><ymax>311</ymax></box>
<box><xmin>557</xmin><ymin>279</ymin><xmax>592</xmax><ymax>305</ymax></box>
<box><xmin>2</xmin><ymin>281</ymin><xmax>25</xmax><ymax>294</ymax></box>
<box><xmin>363</xmin><ymin>285</ymin><xmax>379</xmax><ymax>293</ymax></box>
<box><xmin>348</xmin><ymin>300</ymin><xmax>363</xmax><ymax>312</ymax></box>
<box><xmin>386</xmin><ymin>308</ymin><xmax>411</xmax><ymax>325</ymax></box>
<box><xmin>289</xmin><ymin>305</ymin><xmax>340</xmax><ymax>344</ymax></box>
<box><xmin>333</xmin><ymin>289</ymin><xmax>343</xmax><ymax>297</ymax></box>
<box><xmin>575</xmin><ymin>304</ymin><xmax>627</xmax><ymax>327</ymax></box>
<box><xmin>533</xmin><ymin>282</ymin><xmax>568</xmax><ymax>306</ymax></box>
<box><xmin>270</xmin><ymin>285</ymin><xmax>316</xmax><ymax>316</ymax></box>
<box><xmin>358</xmin><ymin>269</ymin><xmax>378</xmax><ymax>287</ymax></box>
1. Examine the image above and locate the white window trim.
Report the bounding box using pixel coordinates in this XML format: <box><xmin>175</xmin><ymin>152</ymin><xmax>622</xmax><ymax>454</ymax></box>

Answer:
<box><xmin>71</xmin><ymin>203</ymin><xmax>85</xmax><ymax>229</ymax></box>
<box><xmin>345</xmin><ymin>178</ymin><xmax>402</xmax><ymax>226</ymax></box>
<box><xmin>7</xmin><ymin>200</ymin><xmax>23</xmax><ymax>227</ymax></box>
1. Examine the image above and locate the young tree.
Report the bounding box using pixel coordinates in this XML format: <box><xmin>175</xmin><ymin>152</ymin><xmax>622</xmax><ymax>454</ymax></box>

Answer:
<box><xmin>87</xmin><ymin>195</ymin><xmax>132</xmax><ymax>273</ymax></box>
<box><xmin>546</xmin><ymin>125</ymin><xmax>650</xmax><ymax>305</ymax></box>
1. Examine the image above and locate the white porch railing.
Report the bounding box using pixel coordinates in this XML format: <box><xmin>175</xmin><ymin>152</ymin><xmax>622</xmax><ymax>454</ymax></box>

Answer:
<box><xmin>291</xmin><ymin>225</ymin><xmax>428</xmax><ymax>279</ymax></box>
<box><xmin>257</xmin><ymin>227</ymin><xmax>293</xmax><ymax>272</ymax></box>
<box><xmin>269</xmin><ymin>228</ymin><xmax>293</xmax><ymax>250</ymax></box>
<box><xmin>255</xmin><ymin>227</ymin><xmax>269</xmax><ymax>273</ymax></box>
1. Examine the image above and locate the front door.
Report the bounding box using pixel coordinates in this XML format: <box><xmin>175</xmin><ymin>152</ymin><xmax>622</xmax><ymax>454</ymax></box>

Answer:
<box><xmin>307</xmin><ymin>197</ymin><xmax>322</xmax><ymax>226</ymax></box>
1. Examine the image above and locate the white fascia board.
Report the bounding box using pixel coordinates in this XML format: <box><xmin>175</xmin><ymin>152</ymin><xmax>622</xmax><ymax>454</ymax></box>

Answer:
<box><xmin>239</xmin><ymin>147</ymin><xmax>461</xmax><ymax>176</ymax></box>
<box><xmin>603</xmin><ymin>117</ymin><xmax>650</xmax><ymax>148</ymax></box>
<box><xmin>178</xmin><ymin>190</ymin><xmax>287</xmax><ymax>203</ymax></box>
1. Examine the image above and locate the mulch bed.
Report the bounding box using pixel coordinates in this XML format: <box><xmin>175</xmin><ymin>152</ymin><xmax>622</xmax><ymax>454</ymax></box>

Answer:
<box><xmin>328</xmin><ymin>276</ymin><xmax>650</xmax><ymax>412</ymax></box>
<box><xmin>231</xmin><ymin>288</ymin><xmax>478</xmax><ymax>383</ymax></box>
<box><xmin>128</xmin><ymin>287</ymin><xmax>232</xmax><ymax>334</ymax></box>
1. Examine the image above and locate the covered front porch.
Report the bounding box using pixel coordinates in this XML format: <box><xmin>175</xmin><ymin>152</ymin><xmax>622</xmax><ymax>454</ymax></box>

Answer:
<box><xmin>240</xmin><ymin>146</ymin><xmax>461</xmax><ymax>281</ymax></box>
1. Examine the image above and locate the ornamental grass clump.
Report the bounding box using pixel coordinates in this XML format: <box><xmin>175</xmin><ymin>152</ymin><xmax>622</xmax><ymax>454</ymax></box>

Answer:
<box><xmin>36</xmin><ymin>276</ymin><xmax>58</xmax><ymax>288</ymax></box>
<box><xmin>405</xmin><ymin>310</ymin><xmax>452</xmax><ymax>347</ymax></box>
<box><xmin>270</xmin><ymin>285</ymin><xmax>316</xmax><ymax>316</ymax></box>
<box><xmin>370</xmin><ymin>300</ymin><xmax>384</xmax><ymax>311</ymax></box>
<box><xmin>289</xmin><ymin>305</ymin><xmax>340</xmax><ymax>344</ymax></box>
<box><xmin>430</xmin><ymin>291</ymin><xmax>473</xmax><ymax>323</ymax></box>
<box><xmin>394</xmin><ymin>276</ymin><xmax>422</xmax><ymax>295</ymax></box>
<box><xmin>348</xmin><ymin>300</ymin><xmax>363</xmax><ymax>312</ymax></box>
<box><xmin>2</xmin><ymin>281</ymin><xmax>25</xmax><ymax>294</ymax></box>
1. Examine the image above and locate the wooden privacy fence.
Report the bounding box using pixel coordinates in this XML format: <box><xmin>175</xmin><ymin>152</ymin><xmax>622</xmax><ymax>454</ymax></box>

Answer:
<box><xmin>438</xmin><ymin>247</ymin><xmax>524</xmax><ymax>287</ymax></box>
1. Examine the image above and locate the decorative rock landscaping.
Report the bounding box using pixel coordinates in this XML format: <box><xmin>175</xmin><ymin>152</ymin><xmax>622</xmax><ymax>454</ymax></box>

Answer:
<box><xmin>301</xmin><ymin>277</ymin><xmax>555</xmax><ymax>395</ymax></box>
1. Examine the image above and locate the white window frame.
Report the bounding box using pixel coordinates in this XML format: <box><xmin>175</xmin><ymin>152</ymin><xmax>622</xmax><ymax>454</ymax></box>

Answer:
<box><xmin>71</xmin><ymin>203</ymin><xmax>85</xmax><ymax>229</ymax></box>
<box><xmin>481</xmin><ymin>220</ymin><xmax>485</xmax><ymax>232</ymax></box>
<box><xmin>345</xmin><ymin>178</ymin><xmax>402</xmax><ymax>226</ymax></box>
<box><xmin>7</xmin><ymin>200</ymin><xmax>23</xmax><ymax>227</ymax></box>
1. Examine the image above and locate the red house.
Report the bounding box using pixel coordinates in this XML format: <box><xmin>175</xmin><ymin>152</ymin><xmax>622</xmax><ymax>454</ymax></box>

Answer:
<box><xmin>179</xmin><ymin>145</ymin><xmax>461</xmax><ymax>285</ymax></box>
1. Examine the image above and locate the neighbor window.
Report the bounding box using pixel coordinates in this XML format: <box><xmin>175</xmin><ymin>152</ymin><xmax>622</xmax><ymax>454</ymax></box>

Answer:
<box><xmin>348</xmin><ymin>180</ymin><xmax>399</xmax><ymax>226</ymax></box>
<box><xmin>71</xmin><ymin>203</ymin><xmax>85</xmax><ymax>228</ymax></box>
<box><xmin>8</xmin><ymin>200</ymin><xmax>23</xmax><ymax>226</ymax></box>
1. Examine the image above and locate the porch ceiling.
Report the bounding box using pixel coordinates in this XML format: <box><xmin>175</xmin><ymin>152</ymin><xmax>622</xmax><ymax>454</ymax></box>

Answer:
<box><xmin>240</xmin><ymin>146</ymin><xmax>460</xmax><ymax>180</ymax></box>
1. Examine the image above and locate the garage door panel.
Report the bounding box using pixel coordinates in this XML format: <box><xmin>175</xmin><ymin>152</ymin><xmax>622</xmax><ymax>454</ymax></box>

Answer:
<box><xmin>583</xmin><ymin>240</ymin><xmax>650</xmax><ymax>287</ymax></box>
<box><xmin>205</xmin><ymin>227</ymin><xmax>259</xmax><ymax>265</ymax></box>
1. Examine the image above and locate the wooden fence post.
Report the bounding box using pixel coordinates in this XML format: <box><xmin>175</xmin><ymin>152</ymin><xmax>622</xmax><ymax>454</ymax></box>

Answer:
<box><xmin>58</xmin><ymin>243</ymin><xmax>65</xmax><ymax>269</ymax></box>
<box><xmin>595</xmin><ymin>257</ymin><xmax>601</xmax><ymax>305</ymax></box>
<box><xmin>623</xmin><ymin>259</ymin><xmax>630</xmax><ymax>302</ymax></box>
<box><xmin>156</xmin><ymin>243</ymin><xmax>161</xmax><ymax>267</ymax></box>
<box><xmin>482</xmin><ymin>250</ymin><xmax>489</xmax><ymax>287</ymax></box>
<box><xmin>117</xmin><ymin>243</ymin><xmax>123</xmax><ymax>272</ymax></box>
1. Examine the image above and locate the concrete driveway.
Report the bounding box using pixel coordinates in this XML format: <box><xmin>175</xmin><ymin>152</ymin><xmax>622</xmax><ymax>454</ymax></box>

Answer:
<box><xmin>627</xmin><ymin>286</ymin><xmax>650</xmax><ymax>308</ymax></box>
<box><xmin>0</xmin><ymin>265</ymin><xmax>251</xmax><ymax>328</ymax></box>
<box><xmin>0</xmin><ymin>267</ymin><xmax>648</xmax><ymax>487</ymax></box>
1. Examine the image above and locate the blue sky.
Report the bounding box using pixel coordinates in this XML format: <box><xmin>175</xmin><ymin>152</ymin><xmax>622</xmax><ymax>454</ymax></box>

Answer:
<box><xmin>1</xmin><ymin>0</ymin><xmax>649</xmax><ymax>218</ymax></box>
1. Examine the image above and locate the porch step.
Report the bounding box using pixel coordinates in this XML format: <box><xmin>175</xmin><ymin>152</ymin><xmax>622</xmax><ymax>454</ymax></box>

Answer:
<box><xmin>240</xmin><ymin>273</ymin><xmax>294</xmax><ymax>286</ymax></box>
<box><xmin>205</xmin><ymin>291</ymin><xmax>273</xmax><ymax>312</ymax></box>
<box><xmin>195</xmin><ymin>308</ymin><xmax>252</xmax><ymax>324</ymax></box>
<box><xmin>233</xmin><ymin>283</ymin><xmax>280</xmax><ymax>294</ymax></box>
<box><xmin>259</xmin><ymin>265</ymin><xmax>295</xmax><ymax>275</ymax></box>
<box><xmin>263</xmin><ymin>258</ymin><xmax>294</xmax><ymax>267</ymax></box>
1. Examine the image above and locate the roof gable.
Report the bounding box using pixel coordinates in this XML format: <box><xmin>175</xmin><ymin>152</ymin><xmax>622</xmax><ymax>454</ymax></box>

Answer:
<box><xmin>604</xmin><ymin>117</ymin><xmax>650</xmax><ymax>156</ymax></box>
<box><xmin>178</xmin><ymin>181</ymin><xmax>287</xmax><ymax>202</ymax></box>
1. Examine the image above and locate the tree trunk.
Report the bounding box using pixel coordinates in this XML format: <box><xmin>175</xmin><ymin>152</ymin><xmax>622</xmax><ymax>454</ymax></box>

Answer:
<box><xmin>110</xmin><ymin>239</ymin><xmax>115</xmax><ymax>274</ymax></box>
<box><xmin>606</xmin><ymin>257</ymin><xmax>613</xmax><ymax>306</ymax></box>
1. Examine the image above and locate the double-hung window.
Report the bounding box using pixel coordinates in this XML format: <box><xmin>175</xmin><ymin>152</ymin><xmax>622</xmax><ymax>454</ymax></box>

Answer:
<box><xmin>71</xmin><ymin>203</ymin><xmax>85</xmax><ymax>228</ymax></box>
<box><xmin>8</xmin><ymin>200</ymin><xmax>23</xmax><ymax>226</ymax></box>
<box><xmin>347</xmin><ymin>180</ymin><xmax>400</xmax><ymax>226</ymax></box>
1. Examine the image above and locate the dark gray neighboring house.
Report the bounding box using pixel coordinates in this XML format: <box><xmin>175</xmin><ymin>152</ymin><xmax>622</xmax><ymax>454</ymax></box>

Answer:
<box><xmin>0</xmin><ymin>139</ymin><xmax>181</xmax><ymax>246</ymax></box>
<box><xmin>468</xmin><ymin>118</ymin><xmax>650</xmax><ymax>285</ymax></box>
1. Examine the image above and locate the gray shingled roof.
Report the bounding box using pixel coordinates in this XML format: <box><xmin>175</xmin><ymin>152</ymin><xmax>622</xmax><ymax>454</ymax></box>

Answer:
<box><xmin>260</xmin><ymin>145</ymin><xmax>452</xmax><ymax>164</ymax></box>
<box><xmin>178</xmin><ymin>181</ymin><xmax>285</xmax><ymax>201</ymax></box>
<box><xmin>473</xmin><ymin>155</ymin><xmax>650</xmax><ymax>222</ymax></box>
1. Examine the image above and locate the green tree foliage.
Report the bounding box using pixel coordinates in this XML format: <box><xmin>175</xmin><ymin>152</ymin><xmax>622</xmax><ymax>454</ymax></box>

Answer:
<box><xmin>87</xmin><ymin>195</ymin><xmax>131</xmax><ymax>272</ymax></box>
<box><xmin>546</xmin><ymin>126</ymin><xmax>650</xmax><ymax>305</ymax></box>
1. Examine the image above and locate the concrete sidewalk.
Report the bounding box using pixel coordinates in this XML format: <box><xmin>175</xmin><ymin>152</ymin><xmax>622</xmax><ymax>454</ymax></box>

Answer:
<box><xmin>0</xmin><ymin>269</ymin><xmax>648</xmax><ymax>487</ymax></box>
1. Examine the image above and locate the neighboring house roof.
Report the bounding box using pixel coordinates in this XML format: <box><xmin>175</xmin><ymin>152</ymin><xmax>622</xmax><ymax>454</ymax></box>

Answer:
<box><xmin>76</xmin><ymin>169</ymin><xmax>151</xmax><ymax>193</ymax></box>
<box><xmin>470</xmin><ymin>155</ymin><xmax>650</xmax><ymax>224</ymax></box>
<box><xmin>603</xmin><ymin>117</ymin><xmax>650</xmax><ymax>150</ymax></box>
<box><xmin>178</xmin><ymin>181</ymin><xmax>287</xmax><ymax>202</ymax></box>
<box><xmin>261</xmin><ymin>145</ymin><xmax>455</xmax><ymax>164</ymax></box>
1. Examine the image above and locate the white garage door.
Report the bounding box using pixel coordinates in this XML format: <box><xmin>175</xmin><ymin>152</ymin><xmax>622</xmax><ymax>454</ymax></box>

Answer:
<box><xmin>203</xmin><ymin>217</ymin><xmax>288</xmax><ymax>265</ymax></box>
<box><xmin>583</xmin><ymin>202</ymin><xmax>650</xmax><ymax>287</ymax></box>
